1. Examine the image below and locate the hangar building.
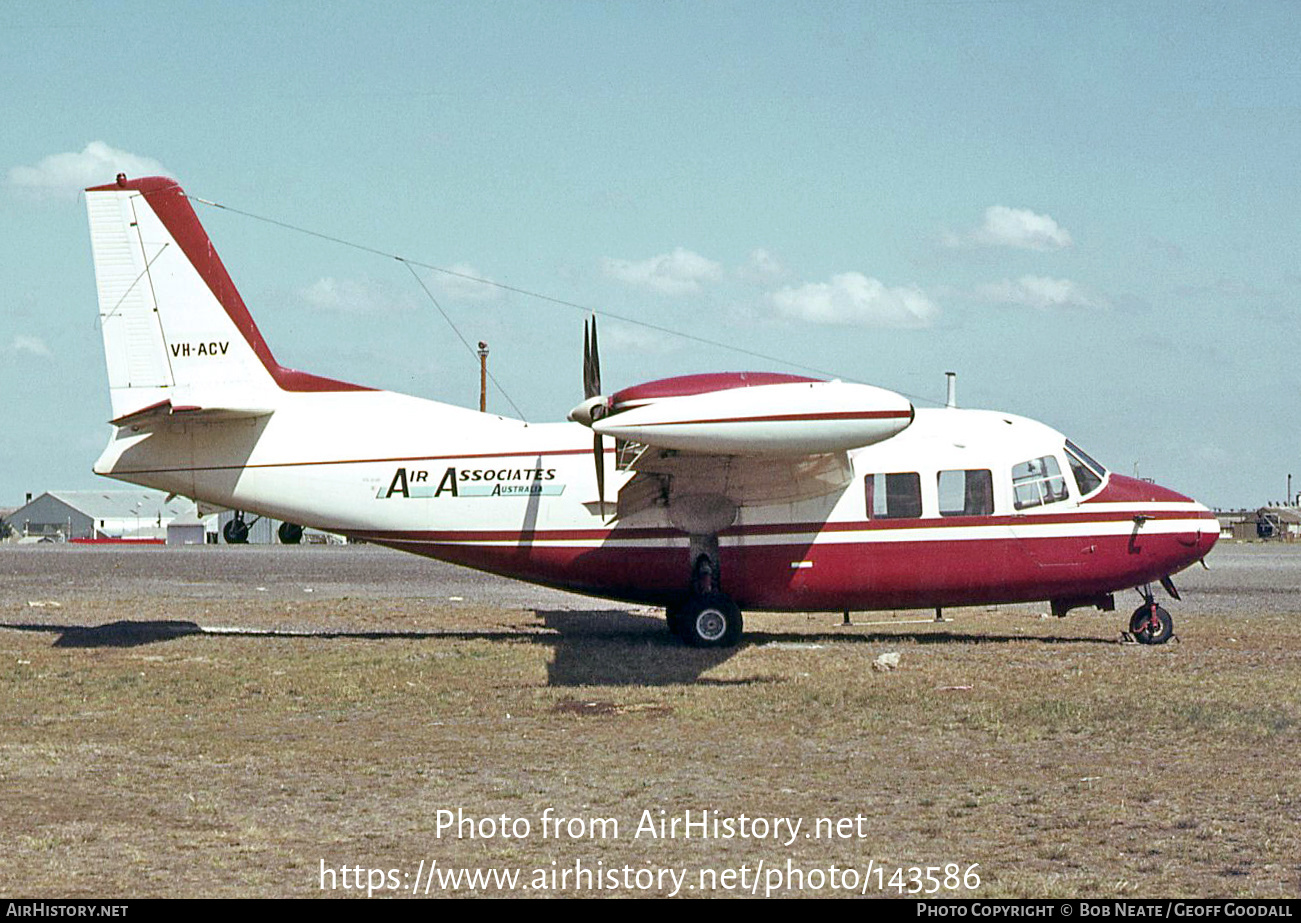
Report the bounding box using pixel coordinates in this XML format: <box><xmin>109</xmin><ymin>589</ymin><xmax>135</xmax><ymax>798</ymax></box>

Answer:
<box><xmin>3</xmin><ymin>490</ymin><xmax>199</xmax><ymax>541</ymax></box>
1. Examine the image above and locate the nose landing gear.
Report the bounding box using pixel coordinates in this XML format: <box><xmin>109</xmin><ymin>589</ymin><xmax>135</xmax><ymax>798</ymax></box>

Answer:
<box><xmin>1128</xmin><ymin>579</ymin><xmax>1178</xmax><ymax>645</ymax></box>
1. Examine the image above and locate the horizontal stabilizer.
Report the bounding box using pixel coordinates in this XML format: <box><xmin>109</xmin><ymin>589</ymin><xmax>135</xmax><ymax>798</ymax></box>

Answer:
<box><xmin>110</xmin><ymin>398</ymin><xmax>274</xmax><ymax>428</ymax></box>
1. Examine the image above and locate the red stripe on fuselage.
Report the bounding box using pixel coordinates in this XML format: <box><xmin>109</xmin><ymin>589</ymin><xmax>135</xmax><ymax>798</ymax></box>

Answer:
<box><xmin>367</xmin><ymin>524</ymin><xmax>1217</xmax><ymax>611</ymax></box>
<box><xmin>346</xmin><ymin>508</ymin><xmax>1216</xmax><ymax>544</ymax></box>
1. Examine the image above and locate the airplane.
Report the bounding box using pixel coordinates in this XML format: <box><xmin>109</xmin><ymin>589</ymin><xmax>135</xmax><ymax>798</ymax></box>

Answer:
<box><xmin>82</xmin><ymin>174</ymin><xmax>1220</xmax><ymax>648</ymax></box>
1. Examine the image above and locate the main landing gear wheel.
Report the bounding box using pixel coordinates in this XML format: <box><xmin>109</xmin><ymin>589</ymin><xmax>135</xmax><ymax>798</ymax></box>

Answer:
<box><xmin>1129</xmin><ymin>603</ymin><xmax>1174</xmax><ymax>645</ymax></box>
<box><xmin>677</xmin><ymin>593</ymin><xmax>743</xmax><ymax>648</ymax></box>
<box><xmin>277</xmin><ymin>522</ymin><xmax>304</xmax><ymax>545</ymax></box>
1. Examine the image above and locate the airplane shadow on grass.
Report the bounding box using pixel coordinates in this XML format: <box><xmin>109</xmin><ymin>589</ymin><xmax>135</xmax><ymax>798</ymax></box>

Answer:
<box><xmin>533</xmin><ymin>610</ymin><xmax>1121</xmax><ymax>686</ymax></box>
<box><xmin>1</xmin><ymin>610</ymin><xmax>1118</xmax><ymax>687</ymax></box>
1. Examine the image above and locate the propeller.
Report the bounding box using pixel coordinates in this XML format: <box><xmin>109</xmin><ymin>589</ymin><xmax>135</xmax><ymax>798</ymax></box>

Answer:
<box><xmin>581</xmin><ymin>317</ymin><xmax>606</xmax><ymax>510</ymax></box>
<box><xmin>583</xmin><ymin>316</ymin><xmax>601</xmax><ymax>402</ymax></box>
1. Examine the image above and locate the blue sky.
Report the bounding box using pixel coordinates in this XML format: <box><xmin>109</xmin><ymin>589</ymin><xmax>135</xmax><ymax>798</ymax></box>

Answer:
<box><xmin>2</xmin><ymin>1</ymin><xmax>1297</xmax><ymax>509</ymax></box>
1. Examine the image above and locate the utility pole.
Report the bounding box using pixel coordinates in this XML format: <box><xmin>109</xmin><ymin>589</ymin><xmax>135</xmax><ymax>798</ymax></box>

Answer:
<box><xmin>477</xmin><ymin>341</ymin><xmax>489</xmax><ymax>412</ymax></box>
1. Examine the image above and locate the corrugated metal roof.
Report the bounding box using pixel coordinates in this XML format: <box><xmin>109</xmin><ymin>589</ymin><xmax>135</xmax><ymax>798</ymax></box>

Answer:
<box><xmin>1260</xmin><ymin>506</ymin><xmax>1301</xmax><ymax>524</ymax></box>
<box><xmin>43</xmin><ymin>490</ymin><xmax>197</xmax><ymax>521</ymax></box>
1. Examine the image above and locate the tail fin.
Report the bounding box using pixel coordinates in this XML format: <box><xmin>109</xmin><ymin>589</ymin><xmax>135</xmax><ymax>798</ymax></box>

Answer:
<box><xmin>85</xmin><ymin>175</ymin><xmax>367</xmax><ymax>424</ymax></box>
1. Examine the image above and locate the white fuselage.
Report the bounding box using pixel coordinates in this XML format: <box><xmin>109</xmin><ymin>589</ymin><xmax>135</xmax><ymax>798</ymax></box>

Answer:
<box><xmin>95</xmin><ymin>392</ymin><xmax>1219</xmax><ymax>611</ymax></box>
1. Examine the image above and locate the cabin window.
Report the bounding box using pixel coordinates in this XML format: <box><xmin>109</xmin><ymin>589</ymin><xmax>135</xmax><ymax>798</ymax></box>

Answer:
<box><xmin>1065</xmin><ymin>440</ymin><xmax>1106</xmax><ymax>476</ymax></box>
<box><xmin>1064</xmin><ymin>440</ymin><xmax>1106</xmax><ymax>496</ymax></box>
<box><xmin>938</xmin><ymin>469</ymin><xmax>994</xmax><ymax>517</ymax></box>
<box><xmin>1011</xmin><ymin>455</ymin><xmax>1068</xmax><ymax>510</ymax></box>
<box><xmin>1064</xmin><ymin>445</ymin><xmax>1102</xmax><ymax>496</ymax></box>
<box><xmin>865</xmin><ymin>472</ymin><xmax>922</xmax><ymax>519</ymax></box>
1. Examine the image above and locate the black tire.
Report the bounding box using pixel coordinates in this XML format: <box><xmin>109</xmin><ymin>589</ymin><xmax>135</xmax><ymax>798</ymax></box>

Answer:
<box><xmin>278</xmin><ymin>522</ymin><xmax>304</xmax><ymax>545</ymax></box>
<box><xmin>1129</xmin><ymin>604</ymin><xmax>1173</xmax><ymax>645</ymax></box>
<box><xmin>222</xmin><ymin>518</ymin><xmax>249</xmax><ymax>544</ymax></box>
<box><xmin>679</xmin><ymin>593</ymin><xmax>743</xmax><ymax>648</ymax></box>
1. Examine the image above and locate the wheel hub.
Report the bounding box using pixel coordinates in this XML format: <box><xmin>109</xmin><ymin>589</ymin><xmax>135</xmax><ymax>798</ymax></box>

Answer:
<box><xmin>696</xmin><ymin>608</ymin><xmax>727</xmax><ymax>642</ymax></box>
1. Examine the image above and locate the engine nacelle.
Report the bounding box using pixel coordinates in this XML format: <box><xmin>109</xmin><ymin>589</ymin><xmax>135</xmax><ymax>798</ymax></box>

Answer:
<box><xmin>589</xmin><ymin>374</ymin><xmax>914</xmax><ymax>456</ymax></box>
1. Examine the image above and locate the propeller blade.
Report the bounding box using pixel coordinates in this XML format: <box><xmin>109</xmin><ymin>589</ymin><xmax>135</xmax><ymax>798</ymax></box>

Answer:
<box><xmin>594</xmin><ymin>433</ymin><xmax>605</xmax><ymax>510</ymax></box>
<box><xmin>590</xmin><ymin>316</ymin><xmax>601</xmax><ymax>397</ymax></box>
<box><xmin>583</xmin><ymin>320</ymin><xmax>593</xmax><ymax>399</ymax></box>
<box><xmin>582</xmin><ymin>316</ymin><xmax>603</xmax><ymax>400</ymax></box>
<box><xmin>582</xmin><ymin>316</ymin><xmax>607</xmax><ymax>511</ymax></box>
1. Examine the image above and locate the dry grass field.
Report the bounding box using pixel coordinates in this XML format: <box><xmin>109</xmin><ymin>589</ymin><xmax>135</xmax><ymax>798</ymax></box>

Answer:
<box><xmin>1</xmin><ymin>542</ymin><xmax>1298</xmax><ymax>898</ymax></box>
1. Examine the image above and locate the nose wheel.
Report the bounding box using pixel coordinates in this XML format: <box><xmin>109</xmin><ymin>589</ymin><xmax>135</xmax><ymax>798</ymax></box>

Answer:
<box><xmin>1129</xmin><ymin>601</ymin><xmax>1174</xmax><ymax>645</ymax></box>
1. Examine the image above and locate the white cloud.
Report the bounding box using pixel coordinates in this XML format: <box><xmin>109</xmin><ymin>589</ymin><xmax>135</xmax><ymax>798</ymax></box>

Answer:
<box><xmin>10</xmin><ymin>335</ymin><xmax>53</xmax><ymax>357</ymax></box>
<box><xmin>299</xmin><ymin>277</ymin><xmax>417</xmax><ymax>314</ymax></box>
<box><xmin>975</xmin><ymin>276</ymin><xmax>1099</xmax><ymax>310</ymax></box>
<box><xmin>770</xmin><ymin>273</ymin><xmax>938</xmax><ymax>328</ymax></box>
<box><xmin>947</xmin><ymin>206</ymin><xmax>1073</xmax><ymax>251</ymax></box>
<box><xmin>738</xmin><ymin>247</ymin><xmax>787</xmax><ymax>284</ymax></box>
<box><xmin>602</xmin><ymin>248</ymin><xmax>723</xmax><ymax>295</ymax></box>
<box><xmin>6</xmin><ymin>142</ymin><xmax>169</xmax><ymax>201</ymax></box>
